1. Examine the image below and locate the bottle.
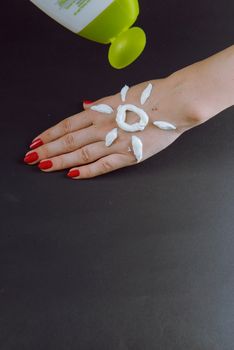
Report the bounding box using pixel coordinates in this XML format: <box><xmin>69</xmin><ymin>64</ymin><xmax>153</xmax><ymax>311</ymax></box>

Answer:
<box><xmin>30</xmin><ymin>0</ymin><xmax>146</xmax><ymax>69</ymax></box>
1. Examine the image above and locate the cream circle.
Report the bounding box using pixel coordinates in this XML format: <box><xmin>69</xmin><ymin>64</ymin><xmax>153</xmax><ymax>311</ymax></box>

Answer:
<box><xmin>116</xmin><ymin>104</ymin><xmax>149</xmax><ymax>132</ymax></box>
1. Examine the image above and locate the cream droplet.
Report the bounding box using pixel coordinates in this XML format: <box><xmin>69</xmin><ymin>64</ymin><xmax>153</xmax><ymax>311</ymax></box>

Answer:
<box><xmin>120</xmin><ymin>85</ymin><xmax>129</xmax><ymax>102</ymax></box>
<box><xmin>132</xmin><ymin>135</ymin><xmax>143</xmax><ymax>162</ymax></box>
<box><xmin>105</xmin><ymin>128</ymin><xmax>118</xmax><ymax>147</ymax></box>
<box><xmin>153</xmin><ymin>121</ymin><xmax>176</xmax><ymax>130</ymax></box>
<box><xmin>140</xmin><ymin>83</ymin><xmax>153</xmax><ymax>105</ymax></box>
<box><xmin>91</xmin><ymin>104</ymin><xmax>113</xmax><ymax>114</ymax></box>
<box><xmin>116</xmin><ymin>104</ymin><xmax>149</xmax><ymax>132</ymax></box>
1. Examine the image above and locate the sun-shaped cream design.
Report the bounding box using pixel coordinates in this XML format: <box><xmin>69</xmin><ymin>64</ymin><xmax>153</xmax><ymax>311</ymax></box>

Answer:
<box><xmin>91</xmin><ymin>84</ymin><xmax>176</xmax><ymax>162</ymax></box>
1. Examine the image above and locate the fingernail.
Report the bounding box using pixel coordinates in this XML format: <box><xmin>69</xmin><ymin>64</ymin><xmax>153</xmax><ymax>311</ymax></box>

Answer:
<box><xmin>24</xmin><ymin>152</ymin><xmax>39</xmax><ymax>163</ymax></box>
<box><xmin>67</xmin><ymin>169</ymin><xmax>80</xmax><ymax>178</ymax></box>
<box><xmin>38</xmin><ymin>160</ymin><xmax>53</xmax><ymax>170</ymax></box>
<box><xmin>83</xmin><ymin>100</ymin><xmax>93</xmax><ymax>105</ymax></box>
<box><xmin>31</xmin><ymin>137</ymin><xmax>40</xmax><ymax>143</ymax></box>
<box><xmin>30</xmin><ymin>138</ymin><xmax>44</xmax><ymax>149</ymax></box>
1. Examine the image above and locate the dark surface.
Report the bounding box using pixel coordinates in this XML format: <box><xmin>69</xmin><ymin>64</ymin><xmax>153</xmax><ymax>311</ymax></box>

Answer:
<box><xmin>1</xmin><ymin>1</ymin><xmax>234</xmax><ymax>349</ymax></box>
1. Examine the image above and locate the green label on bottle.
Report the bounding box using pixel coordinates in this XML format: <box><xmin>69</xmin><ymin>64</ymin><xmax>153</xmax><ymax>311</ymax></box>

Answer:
<box><xmin>57</xmin><ymin>0</ymin><xmax>91</xmax><ymax>15</ymax></box>
<box><xmin>31</xmin><ymin>0</ymin><xmax>113</xmax><ymax>33</ymax></box>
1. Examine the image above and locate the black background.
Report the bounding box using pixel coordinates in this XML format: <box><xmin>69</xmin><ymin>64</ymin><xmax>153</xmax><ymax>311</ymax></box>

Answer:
<box><xmin>1</xmin><ymin>1</ymin><xmax>234</xmax><ymax>349</ymax></box>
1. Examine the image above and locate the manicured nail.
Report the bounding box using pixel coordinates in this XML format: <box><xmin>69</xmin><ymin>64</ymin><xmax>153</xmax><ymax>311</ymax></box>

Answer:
<box><xmin>31</xmin><ymin>136</ymin><xmax>40</xmax><ymax>143</ymax></box>
<box><xmin>83</xmin><ymin>100</ymin><xmax>93</xmax><ymax>105</ymax></box>
<box><xmin>67</xmin><ymin>169</ymin><xmax>80</xmax><ymax>178</ymax></box>
<box><xmin>24</xmin><ymin>152</ymin><xmax>39</xmax><ymax>163</ymax></box>
<box><xmin>30</xmin><ymin>138</ymin><xmax>44</xmax><ymax>149</ymax></box>
<box><xmin>38</xmin><ymin>160</ymin><xmax>53</xmax><ymax>170</ymax></box>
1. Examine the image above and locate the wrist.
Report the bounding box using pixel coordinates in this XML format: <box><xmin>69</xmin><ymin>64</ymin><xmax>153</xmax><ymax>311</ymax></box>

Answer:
<box><xmin>165</xmin><ymin>65</ymin><xmax>209</xmax><ymax>132</ymax></box>
<box><xmin>169</xmin><ymin>46</ymin><xmax>234</xmax><ymax>128</ymax></box>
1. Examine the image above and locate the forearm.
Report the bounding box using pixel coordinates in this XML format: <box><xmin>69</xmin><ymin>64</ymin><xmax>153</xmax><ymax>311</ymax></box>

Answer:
<box><xmin>171</xmin><ymin>45</ymin><xmax>234</xmax><ymax>124</ymax></box>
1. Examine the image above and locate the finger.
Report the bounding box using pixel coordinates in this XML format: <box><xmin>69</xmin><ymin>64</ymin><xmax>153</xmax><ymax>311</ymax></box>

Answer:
<box><xmin>67</xmin><ymin>153</ymin><xmax>135</xmax><ymax>179</ymax></box>
<box><xmin>31</xmin><ymin>110</ymin><xmax>93</xmax><ymax>146</ymax></box>
<box><xmin>37</xmin><ymin>141</ymin><xmax>114</xmax><ymax>172</ymax></box>
<box><xmin>25</xmin><ymin>126</ymin><xmax>101</xmax><ymax>164</ymax></box>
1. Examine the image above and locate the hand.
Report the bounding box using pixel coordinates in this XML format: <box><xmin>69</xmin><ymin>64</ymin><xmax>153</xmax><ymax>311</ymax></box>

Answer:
<box><xmin>23</xmin><ymin>75</ymin><xmax>203</xmax><ymax>179</ymax></box>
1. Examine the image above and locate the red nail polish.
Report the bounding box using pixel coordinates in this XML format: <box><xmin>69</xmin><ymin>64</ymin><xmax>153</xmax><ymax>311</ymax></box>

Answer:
<box><xmin>67</xmin><ymin>169</ymin><xmax>80</xmax><ymax>178</ymax></box>
<box><xmin>30</xmin><ymin>138</ymin><xmax>44</xmax><ymax>149</ymax></box>
<box><xmin>24</xmin><ymin>152</ymin><xmax>39</xmax><ymax>163</ymax></box>
<box><xmin>38</xmin><ymin>160</ymin><xmax>53</xmax><ymax>170</ymax></box>
<box><xmin>83</xmin><ymin>100</ymin><xmax>93</xmax><ymax>105</ymax></box>
<box><xmin>31</xmin><ymin>137</ymin><xmax>40</xmax><ymax>143</ymax></box>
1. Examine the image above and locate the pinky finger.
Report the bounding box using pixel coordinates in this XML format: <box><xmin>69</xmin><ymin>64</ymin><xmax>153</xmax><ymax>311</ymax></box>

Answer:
<box><xmin>83</xmin><ymin>100</ymin><xmax>95</xmax><ymax>109</ymax></box>
<box><xmin>67</xmin><ymin>154</ymin><xmax>133</xmax><ymax>179</ymax></box>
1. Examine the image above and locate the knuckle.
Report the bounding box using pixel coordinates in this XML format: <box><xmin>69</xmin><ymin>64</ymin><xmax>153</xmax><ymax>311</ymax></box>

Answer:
<box><xmin>63</xmin><ymin>133</ymin><xmax>76</xmax><ymax>150</ymax></box>
<box><xmin>45</xmin><ymin>130</ymin><xmax>52</xmax><ymax>141</ymax></box>
<box><xmin>62</xmin><ymin>118</ymin><xmax>72</xmax><ymax>134</ymax></box>
<box><xmin>100</xmin><ymin>160</ymin><xmax>113</xmax><ymax>173</ymax></box>
<box><xmin>58</xmin><ymin>157</ymin><xmax>65</xmax><ymax>169</ymax></box>
<box><xmin>80</xmin><ymin>147</ymin><xmax>90</xmax><ymax>163</ymax></box>
<box><xmin>85</xmin><ymin>167</ymin><xmax>93</xmax><ymax>178</ymax></box>
<box><xmin>39</xmin><ymin>145</ymin><xmax>49</xmax><ymax>159</ymax></box>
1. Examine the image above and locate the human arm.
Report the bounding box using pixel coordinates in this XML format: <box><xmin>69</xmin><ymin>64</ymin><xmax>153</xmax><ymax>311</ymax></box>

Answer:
<box><xmin>24</xmin><ymin>45</ymin><xmax>234</xmax><ymax>179</ymax></box>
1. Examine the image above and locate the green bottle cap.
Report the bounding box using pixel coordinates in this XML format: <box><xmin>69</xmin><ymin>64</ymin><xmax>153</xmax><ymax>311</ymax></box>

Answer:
<box><xmin>108</xmin><ymin>27</ymin><xmax>146</xmax><ymax>69</ymax></box>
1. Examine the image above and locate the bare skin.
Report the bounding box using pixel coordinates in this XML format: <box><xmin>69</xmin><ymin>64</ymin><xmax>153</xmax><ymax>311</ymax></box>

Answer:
<box><xmin>24</xmin><ymin>45</ymin><xmax>234</xmax><ymax>179</ymax></box>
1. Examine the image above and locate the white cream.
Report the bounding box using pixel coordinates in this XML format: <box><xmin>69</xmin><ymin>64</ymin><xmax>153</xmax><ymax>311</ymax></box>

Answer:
<box><xmin>91</xmin><ymin>104</ymin><xmax>113</xmax><ymax>114</ymax></box>
<box><xmin>105</xmin><ymin>128</ymin><xmax>118</xmax><ymax>147</ymax></box>
<box><xmin>153</xmin><ymin>121</ymin><xmax>176</xmax><ymax>130</ymax></box>
<box><xmin>132</xmin><ymin>136</ymin><xmax>143</xmax><ymax>162</ymax></box>
<box><xmin>92</xmin><ymin>84</ymin><xmax>176</xmax><ymax>161</ymax></box>
<box><xmin>116</xmin><ymin>104</ymin><xmax>149</xmax><ymax>132</ymax></box>
<box><xmin>120</xmin><ymin>85</ymin><xmax>129</xmax><ymax>102</ymax></box>
<box><xmin>140</xmin><ymin>83</ymin><xmax>153</xmax><ymax>105</ymax></box>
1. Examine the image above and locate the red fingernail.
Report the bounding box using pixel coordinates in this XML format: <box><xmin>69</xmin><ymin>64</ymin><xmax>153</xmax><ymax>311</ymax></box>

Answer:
<box><xmin>83</xmin><ymin>100</ymin><xmax>93</xmax><ymax>105</ymax></box>
<box><xmin>38</xmin><ymin>160</ymin><xmax>53</xmax><ymax>170</ymax></box>
<box><xmin>24</xmin><ymin>152</ymin><xmax>39</xmax><ymax>163</ymax></box>
<box><xmin>67</xmin><ymin>169</ymin><xmax>80</xmax><ymax>178</ymax></box>
<box><xmin>31</xmin><ymin>137</ymin><xmax>40</xmax><ymax>143</ymax></box>
<box><xmin>30</xmin><ymin>138</ymin><xmax>44</xmax><ymax>149</ymax></box>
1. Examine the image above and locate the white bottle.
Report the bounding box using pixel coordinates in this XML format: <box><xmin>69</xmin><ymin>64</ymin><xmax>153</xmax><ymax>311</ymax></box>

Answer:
<box><xmin>30</xmin><ymin>0</ymin><xmax>146</xmax><ymax>69</ymax></box>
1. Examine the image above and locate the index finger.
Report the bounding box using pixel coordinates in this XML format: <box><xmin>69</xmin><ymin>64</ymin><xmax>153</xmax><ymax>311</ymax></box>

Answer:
<box><xmin>31</xmin><ymin>110</ymin><xmax>93</xmax><ymax>146</ymax></box>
